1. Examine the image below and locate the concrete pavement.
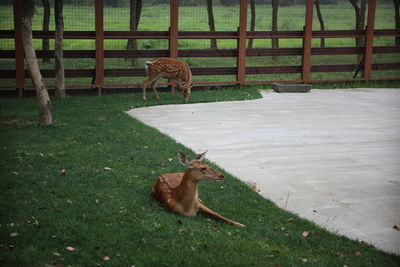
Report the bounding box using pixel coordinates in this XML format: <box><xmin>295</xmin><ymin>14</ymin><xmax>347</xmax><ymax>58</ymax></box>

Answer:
<box><xmin>127</xmin><ymin>89</ymin><xmax>400</xmax><ymax>255</ymax></box>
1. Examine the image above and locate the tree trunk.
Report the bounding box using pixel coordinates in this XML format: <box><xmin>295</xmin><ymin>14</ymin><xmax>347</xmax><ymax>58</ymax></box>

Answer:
<box><xmin>314</xmin><ymin>0</ymin><xmax>325</xmax><ymax>47</ymax></box>
<box><xmin>349</xmin><ymin>0</ymin><xmax>367</xmax><ymax>47</ymax></box>
<box><xmin>271</xmin><ymin>0</ymin><xmax>279</xmax><ymax>61</ymax></box>
<box><xmin>207</xmin><ymin>0</ymin><xmax>217</xmax><ymax>49</ymax></box>
<box><xmin>248</xmin><ymin>0</ymin><xmax>256</xmax><ymax>48</ymax></box>
<box><xmin>42</xmin><ymin>0</ymin><xmax>50</xmax><ymax>63</ymax></box>
<box><xmin>127</xmin><ymin>0</ymin><xmax>142</xmax><ymax>67</ymax></box>
<box><xmin>55</xmin><ymin>0</ymin><xmax>65</xmax><ymax>98</ymax></box>
<box><xmin>394</xmin><ymin>0</ymin><xmax>400</xmax><ymax>46</ymax></box>
<box><xmin>22</xmin><ymin>0</ymin><xmax>53</xmax><ymax>126</ymax></box>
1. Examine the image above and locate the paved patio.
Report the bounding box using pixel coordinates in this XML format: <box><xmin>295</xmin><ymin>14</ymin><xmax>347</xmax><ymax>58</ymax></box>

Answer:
<box><xmin>127</xmin><ymin>88</ymin><xmax>400</xmax><ymax>255</ymax></box>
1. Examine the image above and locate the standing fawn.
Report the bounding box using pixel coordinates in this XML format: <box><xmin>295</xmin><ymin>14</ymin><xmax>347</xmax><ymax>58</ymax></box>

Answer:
<box><xmin>142</xmin><ymin>58</ymin><xmax>193</xmax><ymax>101</ymax></box>
<box><xmin>151</xmin><ymin>151</ymin><xmax>245</xmax><ymax>227</ymax></box>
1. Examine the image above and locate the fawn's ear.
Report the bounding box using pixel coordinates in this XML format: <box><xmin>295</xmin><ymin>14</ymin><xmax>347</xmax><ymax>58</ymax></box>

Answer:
<box><xmin>194</xmin><ymin>151</ymin><xmax>207</xmax><ymax>161</ymax></box>
<box><xmin>178</xmin><ymin>152</ymin><xmax>192</xmax><ymax>167</ymax></box>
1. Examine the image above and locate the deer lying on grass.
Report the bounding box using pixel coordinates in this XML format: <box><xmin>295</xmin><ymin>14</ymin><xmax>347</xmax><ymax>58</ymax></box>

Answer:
<box><xmin>142</xmin><ymin>57</ymin><xmax>193</xmax><ymax>101</ymax></box>
<box><xmin>151</xmin><ymin>151</ymin><xmax>245</xmax><ymax>227</ymax></box>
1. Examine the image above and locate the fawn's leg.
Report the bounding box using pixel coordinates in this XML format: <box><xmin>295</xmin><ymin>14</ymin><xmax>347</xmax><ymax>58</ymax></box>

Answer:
<box><xmin>171</xmin><ymin>83</ymin><xmax>176</xmax><ymax>98</ymax></box>
<box><xmin>151</xmin><ymin>80</ymin><xmax>160</xmax><ymax>100</ymax></box>
<box><xmin>142</xmin><ymin>80</ymin><xmax>151</xmax><ymax>101</ymax></box>
<box><xmin>142</xmin><ymin>76</ymin><xmax>158</xmax><ymax>101</ymax></box>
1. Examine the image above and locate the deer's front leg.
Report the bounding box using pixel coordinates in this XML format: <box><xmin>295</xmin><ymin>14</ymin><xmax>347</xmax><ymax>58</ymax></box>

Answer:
<box><xmin>151</xmin><ymin>80</ymin><xmax>160</xmax><ymax>100</ymax></box>
<box><xmin>142</xmin><ymin>77</ymin><xmax>157</xmax><ymax>101</ymax></box>
<box><xmin>142</xmin><ymin>80</ymin><xmax>151</xmax><ymax>101</ymax></box>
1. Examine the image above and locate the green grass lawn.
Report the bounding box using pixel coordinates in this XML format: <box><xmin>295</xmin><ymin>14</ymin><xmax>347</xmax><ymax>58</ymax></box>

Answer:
<box><xmin>1</xmin><ymin>89</ymin><xmax>400</xmax><ymax>266</ymax></box>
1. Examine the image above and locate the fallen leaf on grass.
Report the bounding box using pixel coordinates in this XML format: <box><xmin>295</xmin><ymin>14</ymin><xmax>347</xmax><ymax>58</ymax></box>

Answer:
<box><xmin>103</xmin><ymin>256</ymin><xmax>110</xmax><ymax>261</ymax></box>
<box><xmin>60</xmin><ymin>169</ymin><xmax>67</xmax><ymax>176</ymax></box>
<box><xmin>52</xmin><ymin>252</ymin><xmax>61</xmax><ymax>257</ymax></box>
<box><xmin>354</xmin><ymin>250</ymin><xmax>361</xmax><ymax>257</ymax></box>
<box><xmin>95</xmin><ymin>199</ymin><xmax>101</xmax><ymax>204</ymax></box>
<box><xmin>65</xmin><ymin>246</ymin><xmax>76</xmax><ymax>252</ymax></box>
<box><xmin>104</xmin><ymin>167</ymin><xmax>112</xmax><ymax>171</ymax></box>
<box><xmin>178</xmin><ymin>229</ymin><xmax>188</xmax><ymax>235</ymax></box>
<box><xmin>9</xmin><ymin>232</ymin><xmax>18</xmax><ymax>238</ymax></box>
<box><xmin>66</xmin><ymin>199</ymin><xmax>73</xmax><ymax>204</ymax></box>
<box><xmin>287</xmin><ymin>218</ymin><xmax>295</xmax><ymax>223</ymax></box>
<box><xmin>302</xmin><ymin>231</ymin><xmax>309</xmax><ymax>238</ymax></box>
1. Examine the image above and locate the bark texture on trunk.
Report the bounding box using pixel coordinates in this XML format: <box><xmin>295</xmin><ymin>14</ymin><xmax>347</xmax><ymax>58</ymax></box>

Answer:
<box><xmin>271</xmin><ymin>0</ymin><xmax>279</xmax><ymax>61</ymax></box>
<box><xmin>349</xmin><ymin>0</ymin><xmax>367</xmax><ymax>47</ymax></box>
<box><xmin>55</xmin><ymin>0</ymin><xmax>65</xmax><ymax>98</ymax></box>
<box><xmin>314</xmin><ymin>0</ymin><xmax>325</xmax><ymax>47</ymax></box>
<box><xmin>248</xmin><ymin>0</ymin><xmax>256</xmax><ymax>48</ymax></box>
<box><xmin>42</xmin><ymin>0</ymin><xmax>50</xmax><ymax>63</ymax></box>
<box><xmin>127</xmin><ymin>0</ymin><xmax>142</xmax><ymax>66</ymax></box>
<box><xmin>22</xmin><ymin>0</ymin><xmax>53</xmax><ymax>126</ymax></box>
<box><xmin>207</xmin><ymin>0</ymin><xmax>217</xmax><ymax>49</ymax></box>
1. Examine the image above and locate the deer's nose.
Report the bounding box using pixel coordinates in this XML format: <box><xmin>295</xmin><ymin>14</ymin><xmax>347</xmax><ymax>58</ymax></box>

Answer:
<box><xmin>219</xmin><ymin>174</ymin><xmax>224</xmax><ymax>179</ymax></box>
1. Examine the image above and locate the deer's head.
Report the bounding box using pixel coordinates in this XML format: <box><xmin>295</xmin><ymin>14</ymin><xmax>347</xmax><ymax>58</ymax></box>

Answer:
<box><xmin>178</xmin><ymin>151</ymin><xmax>224</xmax><ymax>181</ymax></box>
<box><xmin>181</xmin><ymin>83</ymin><xmax>193</xmax><ymax>102</ymax></box>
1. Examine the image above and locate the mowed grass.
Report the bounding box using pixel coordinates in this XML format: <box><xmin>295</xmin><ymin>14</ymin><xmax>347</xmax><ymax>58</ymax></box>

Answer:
<box><xmin>1</xmin><ymin>89</ymin><xmax>400</xmax><ymax>266</ymax></box>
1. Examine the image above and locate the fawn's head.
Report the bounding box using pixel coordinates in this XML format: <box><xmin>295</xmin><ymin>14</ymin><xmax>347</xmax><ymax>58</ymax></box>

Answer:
<box><xmin>178</xmin><ymin>151</ymin><xmax>224</xmax><ymax>182</ymax></box>
<box><xmin>181</xmin><ymin>83</ymin><xmax>193</xmax><ymax>102</ymax></box>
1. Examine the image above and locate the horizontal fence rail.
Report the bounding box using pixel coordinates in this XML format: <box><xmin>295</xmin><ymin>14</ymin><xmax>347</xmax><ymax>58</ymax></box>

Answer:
<box><xmin>0</xmin><ymin>0</ymin><xmax>399</xmax><ymax>97</ymax></box>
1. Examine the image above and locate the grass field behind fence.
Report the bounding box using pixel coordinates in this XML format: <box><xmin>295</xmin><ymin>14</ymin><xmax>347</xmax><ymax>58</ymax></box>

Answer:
<box><xmin>0</xmin><ymin>3</ymin><xmax>398</xmax><ymax>86</ymax></box>
<box><xmin>1</xmin><ymin>89</ymin><xmax>400</xmax><ymax>266</ymax></box>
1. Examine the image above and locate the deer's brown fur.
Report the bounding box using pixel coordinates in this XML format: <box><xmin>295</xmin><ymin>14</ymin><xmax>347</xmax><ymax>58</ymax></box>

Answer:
<box><xmin>142</xmin><ymin>58</ymin><xmax>193</xmax><ymax>101</ymax></box>
<box><xmin>151</xmin><ymin>151</ymin><xmax>245</xmax><ymax>227</ymax></box>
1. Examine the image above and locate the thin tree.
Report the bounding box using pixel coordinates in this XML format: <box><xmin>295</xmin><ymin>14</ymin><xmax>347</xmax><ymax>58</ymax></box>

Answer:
<box><xmin>22</xmin><ymin>0</ymin><xmax>53</xmax><ymax>126</ymax></box>
<box><xmin>349</xmin><ymin>0</ymin><xmax>367</xmax><ymax>48</ymax></box>
<box><xmin>271</xmin><ymin>0</ymin><xmax>279</xmax><ymax>61</ymax></box>
<box><xmin>42</xmin><ymin>0</ymin><xmax>50</xmax><ymax>63</ymax></box>
<box><xmin>55</xmin><ymin>0</ymin><xmax>65</xmax><ymax>98</ymax></box>
<box><xmin>394</xmin><ymin>0</ymin><xmax>400</xmax><ymax>46</ymax></box>
<box><xmin>127</xmin><ymin>0</ymin><xmax>142</xmax><ymax>67</ymax></box>
<box><xmin>314</xmin><ymin>0</ymin><xmax>325</xmax><ymax>47</ymax></box>
<box><xmin>248</xmin><ymin>0</ymin><xmax>256</xmax><ymax>49</ymax></box>
<box><xmin>207</xmin><ymin>0</ymin><xmax>217</xmax><ymax>49</ymax></box>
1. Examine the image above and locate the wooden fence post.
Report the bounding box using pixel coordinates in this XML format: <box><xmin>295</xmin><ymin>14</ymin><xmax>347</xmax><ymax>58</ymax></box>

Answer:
<box><xmin>13</xmin><ymin>0</ymin><xmax>24</xmax><ymax>98</ymax></box>
<box><xmin>363</xmin><ymin>0</ymin><xmax>376</xmax><ymax>80</ymax></box>
<box><xmin>302</xmin><ymin>0</ymin><xmax>313</xmax><ymax>83</ymax></box>
<box><xmin>170</xmin><ymin>0</ymin><xmax>179</xmax><ymax>59</ymax></box>
<box><xmin>95</xmin><ymin>0</ymin><xmax>104</xmax><ymax>96</ymax></box>
<box><xmin>237</xmin><ymin>0</ymin><xmax>247</xmax><ymax>87</ymax></box>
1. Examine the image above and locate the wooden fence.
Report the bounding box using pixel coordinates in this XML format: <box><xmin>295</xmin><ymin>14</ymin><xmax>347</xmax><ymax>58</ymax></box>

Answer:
<box><xmin>0</xmin><ymin>0</ymin><xmax>399</xmax><ymax>97</ymax></box>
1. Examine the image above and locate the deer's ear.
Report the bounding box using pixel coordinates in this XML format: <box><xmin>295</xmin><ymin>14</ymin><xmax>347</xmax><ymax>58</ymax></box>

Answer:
<box><xmin>194</xmin><ymin>151</ymin><xmax>207</xmax><ymax>161</ymax></box>
<box><xmin>178</xmin><ymin>152</ymin><xmax>192</xmax><ymax>167</ymax></box>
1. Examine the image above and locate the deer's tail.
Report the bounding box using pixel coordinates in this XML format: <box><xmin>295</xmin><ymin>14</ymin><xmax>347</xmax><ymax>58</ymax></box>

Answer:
<box><xmin>198</xmin><ymin>202</ymin><xmax>245</xmax><ymax>227</ymax></box>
